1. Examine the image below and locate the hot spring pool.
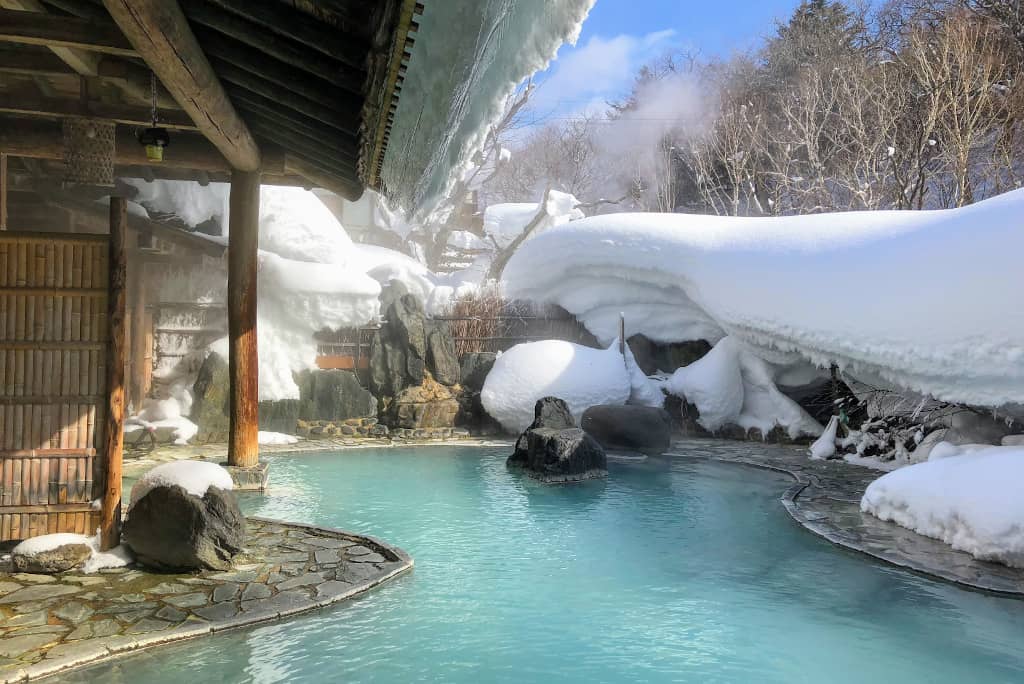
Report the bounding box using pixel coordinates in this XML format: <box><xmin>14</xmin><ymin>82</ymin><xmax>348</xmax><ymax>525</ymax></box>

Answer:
<box><xmin>68</xmin><ymin>443</ymin><xmax>1024</xmax><ymax>683</ymax></box>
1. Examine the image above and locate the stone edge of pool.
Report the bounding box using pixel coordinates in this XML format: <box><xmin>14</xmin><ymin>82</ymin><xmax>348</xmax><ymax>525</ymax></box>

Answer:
<box><xmin>665</xmin><ymin>445</ymin><xmax>1024</xmax><ymax>598</ymax></box>
<box><xmin>4</xmin><ymin>519</ymin><xmax>413</xmax><ymax>684</ymax></box>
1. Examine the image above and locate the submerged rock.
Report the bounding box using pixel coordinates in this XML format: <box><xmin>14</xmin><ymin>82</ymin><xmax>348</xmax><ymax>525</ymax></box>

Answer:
<box><xmin>522</xmin><ymin>428</ymin><xmax>607</xmax><ymax>483</ymax></box>
<box><xmin>581</xmin><ymin>404</ymin><xmax>672</xmax><ymax>455</ymax></box>
<box><xmin>508</xmin><ymin>397</ymin><xmax>606</xmax><ymax>481</ymax></box>
<box><xmin>508</xmin><ymin>397</ymin><xmax>577</xmax><ymax>467</ymax></box>
<box><xmin>124</xmin><ymin>485</ymin><xmax>244</xmax><ymax>571</ymax></box>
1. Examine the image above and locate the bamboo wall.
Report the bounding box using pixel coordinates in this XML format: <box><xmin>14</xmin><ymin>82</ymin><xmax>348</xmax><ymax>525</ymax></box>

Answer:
<box><xmin>0</xmin><ymin>233</ymin><xmax>107</xmax><ymax>541</ymax></box>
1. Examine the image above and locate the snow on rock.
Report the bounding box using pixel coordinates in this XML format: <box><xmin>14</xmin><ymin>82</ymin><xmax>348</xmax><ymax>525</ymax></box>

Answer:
<box><xmin>12</xmin><ymin>533</ymin><xmax>133</xmax><ymax>574</ymax></box>
<box><xmin>12</xmin><ymin>533</ymin><xmax>90</xmax><ymax>556</ymax></box>
<box><xmin>624</xmin><ymin>343</ymin><xmax>665</xmax><ymax>408</ymax></box>
<box><xmin>481</xmin><ymin>340</ymin><xmax>630</xmax><ymax>433</ymax></box>
<box><xmin>258</xmin><ymin>431</ymin><xmax>299</xmax><ymax>445</ymax></box>
<box><xmin>129</xmin><ymin>461</ymin><xmax>234</xmax><ymax>510</ymax></box>
<box><xmin>128</xmin><ymin>393</ymin><xmax>199</xmax><ymax>445</ymax></box>
<box><xmin>861</xmin><ymin>444</ymin><xmax>1024</xmax><ymax>567</ymax></box>
<box><xmin>503</xmin><ymin>190</ymin><xmax>1024</xmax><ymax>413</ymax></box>
<box><xmin>665</xmin><ymin>337</ymin><xmax>821</xmax><ymax>439</ymax></box>
<box><xmin>810</xmin><ymin>416</ymin><xmax>839</xmax><ymax>460</ymax></box>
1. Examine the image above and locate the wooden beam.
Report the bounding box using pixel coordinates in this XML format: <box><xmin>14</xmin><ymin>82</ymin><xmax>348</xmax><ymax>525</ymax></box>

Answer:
<box><xmin>200</xmin><ymin>31</ymin><xmax>362</xmax><ymax>96</ymax></box>
<box><xmin>0</xmin><ymin>92</ymin><xmax>199</xmax><ymax>129</ymax></box>
<box><xmin>0</xmin><ymin>152</ymin><xmax>6</xmax><ymax>229</ymax></box>
<box><xmin>182</xmin><ymin>1</ymin><xmax>363</xmax><ymax>88</ymax></box>
<box><xmin>227</xmin><ymin>170</ymin><xmax>260</xmax><ymax>467</ymax></box>
<box><xmin>227</xmin><ymin>87</ymin><xmax>360</xmax><ymax>145</ymax></box>
<box><xmin>1</xmin><ymin>0</ymin><xmax>100</xmax><ymax>75</ymax></box>
<box><xmin>103</xmin><ymin>0</ymin><xmax>261</xmax><ymax>172</ymax></box>
<box><xmin>39</xmin><ymin>0</ymin><xmax>109</xmax><ymax>20</ymax></box>
<box><xmin>203</xmin><ymin>0</ymin><xmax>366</xmax><ymax>69</ymax></box>
<box><xmin>0</xmin><ymin>45</ymin><xmax>73</xmax><ymax>76</ymax></box>
<box><xmin>212</xmin><ymin>58</ymin><xmax>361</xmax><ymax>127</ymax></box>
<box><xmin>0</xmin><ymin>7</ymin><xmax>137</xmax><ymax>56</ymax></box>
<box><xmin>285</xmin><ymin>154</ymin><xmax>361</xmax><ymax>201</ymax></box>
<box><xmin>128</xmin><ymin>238</ymin><xmax>147</xmax><ymax>407</ymax></box>
<box><xmin>0</xmin><ymin>153</ymin><xmax>7</xmax><ymax>229</ymax></box>
<box><xmin>100</xmin><ymin>194</ymin><xmax>127</xmax><ymax>550</ymax></box>
<box><xmin>245</xmin><ymin>113</ymin><xmax>358</xmax><ymax>169</ymax></box>
<box><xmin>0</xmin><ymin>116</ymin><xmax>232</xmax><ymax>170</ymax></box>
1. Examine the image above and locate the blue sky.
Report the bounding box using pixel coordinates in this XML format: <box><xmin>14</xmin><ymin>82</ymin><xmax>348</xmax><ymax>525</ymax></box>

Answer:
<box><xmin>529</xmin><ymin>0</ymin><xmax>804</xmax><ymax>118</ymax></box>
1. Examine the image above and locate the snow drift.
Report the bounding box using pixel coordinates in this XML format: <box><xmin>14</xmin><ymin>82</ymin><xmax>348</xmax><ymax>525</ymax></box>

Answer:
<box><xmin>503</xmin><ymin>189</ymin><xmax>1024</xmax><ymax>413</ymax></box>
<box><xmin>861</xmin><ymin>444</ymin><xmax>1024</xmax><ymax>567</ymax></box>
<box><xmin>481</xmin><ymin>340</ymin><xmax>630</xmax><ymax>433</ymax></box>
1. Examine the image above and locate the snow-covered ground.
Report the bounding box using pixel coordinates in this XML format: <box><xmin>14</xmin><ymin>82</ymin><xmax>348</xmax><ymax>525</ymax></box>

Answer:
<box><xmin>861</xmin><ymin>443</ymin><xmax>1024</xmax><ymax>567</ymax></box>
<box><xmin>503</xmin><ymin>190</ymin><xmax>1024</xmax><ymax>415</ymax></box>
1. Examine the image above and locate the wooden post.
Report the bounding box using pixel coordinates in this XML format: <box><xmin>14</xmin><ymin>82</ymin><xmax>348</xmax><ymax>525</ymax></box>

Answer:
<box><xmin>100</xmin><ymin>196</ymin><xmax>127</xmax><ymax>550</ymax></box>
<box><xmin>227</xmin><ymin>170</ymin><xmax>259</xmax><ymax>468</ymax></box>
<box><xmin>0</xmin><ymin>152</ymin><xmax>6</xmax><ymax>230</ymax></box>
<box><xmin>128</xmin><ymin>247</ymin><xmax>147</xmax><ymax>409</ymax></box>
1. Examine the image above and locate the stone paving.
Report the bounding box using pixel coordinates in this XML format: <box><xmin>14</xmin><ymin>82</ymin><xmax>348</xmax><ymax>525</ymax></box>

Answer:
<box><xmin>668</xmin><ymin>439</ymin><xmax>1024</xmax><ymax>597</ymax></box>
<box><xmin>0</xmin><ymin>518</ymin><xmax>412</xmax><ymax>683</ymax></box>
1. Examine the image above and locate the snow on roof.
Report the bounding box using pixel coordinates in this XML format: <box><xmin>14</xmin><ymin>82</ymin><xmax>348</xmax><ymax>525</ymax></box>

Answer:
<box><xmin>379</xmin><ymin>0</ymin><xmax>594</xmax><ymax>219</ymax></box>
<box><xmin>503</xmin><ymin>189</ymin><xmax>1024</xmax><ymax>412</ymax></box>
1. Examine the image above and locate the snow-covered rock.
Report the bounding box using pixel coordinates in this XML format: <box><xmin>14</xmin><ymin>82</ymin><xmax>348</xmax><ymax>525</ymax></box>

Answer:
<box><xmin>861</xmin><ymin>444</ymin><xmax>1024</xmax><ymax>567</ymax></box>
<box><xmin>257</xmin><ymin>431</ymin><xmax>299</xmax><ymax>446</ymax></box>
<box><xmin>11</xmin><ymin>533</ymin><xmax>132</xmax><ymax>574</ymax></box>
<box><xmin>129</xmin><ymin>461</ymin><xmax>234</xmax><ymax>510</ymax></box>
<box><xmin>664</xmin><ymin>337</ymin><xmax>821</xmax><ymax>439</ymax></box>
<box><xmin>481</xmin><ymin>340</ymin><xmax>630</xmax><ymax>433</ymax></box>
<box><xmin>504</xmin><ymin>189</ymin><xmax>1024</xmax><ymax>414</ymax></box>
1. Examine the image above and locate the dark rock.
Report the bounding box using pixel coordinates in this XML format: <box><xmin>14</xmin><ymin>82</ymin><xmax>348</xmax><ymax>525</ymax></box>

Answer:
<box><xmin>518</xmin><ymin>427</ymin><xmax>607</xmax><ymax>482</ymax></box>
<box><xmin>455</xmin><ymin>390</ymin><xmax>504</xmax><ymax>436</ymax></box>
<box><xmin>390</xmin><ymin>375</ymin><xmax>460</xmax><ymax>428</ymax></box>
<box><xmin>459</xmin><ymin>352</ymin><xmax>497</xmax><ymax>392</ymax></box>
<box><xmin>258</xmin><ymin>399</ymin><xmax>301</xmax><ymax>435</ymax></box>
<box><xmin>370</xmin><ymin>285</ymin><xmax>461</xmax><ymax>400</ymax></box>
<box><xmin>191</xmin><ymin>352</ymin><xmax>229</xmax><ymax>443</ymax></box>
<box><xmin>426</xmin><ymin>320</ymin><xmax>460</xmax><ymax>385</ymax></box>
<box><xmin>581</xmin><ymin>405</ymin><xmax>672</xmax><ymax>455</ymax></box>
<box><xmin>298</xmin><ymin>369</ymin><xmax>377</xmax><ymax>422</ymax></box>
<box><xmin>12</xmin><ymin>542</ymin><xmax>92</xmax><ymax>574</ymax></box>
<box><xmin>124</xmin><ymin>485</ymin><xmax>245</xmax><ymax>571</ymax></box>
<box><xmin>627</xmin><ymin>334</ymin><xmax>711</xmax><ymax>375</ymax></box>
<box><xmin>509</xmin><ymin>397</ymin><xmax>577</xmax><ymax>467</ymax></box>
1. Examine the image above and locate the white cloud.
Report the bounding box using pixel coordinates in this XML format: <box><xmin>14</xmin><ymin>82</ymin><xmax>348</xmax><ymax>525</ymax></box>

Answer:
<box><xmin>529</xmin><ymin>29</ymin><xmax>678</xmax><ymax>118</ymax></box>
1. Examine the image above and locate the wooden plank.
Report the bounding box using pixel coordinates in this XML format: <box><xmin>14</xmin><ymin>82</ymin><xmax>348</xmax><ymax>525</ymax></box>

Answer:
<box><xmin>99</xmin><ymin>196</ymin><xmax>125</xmax><ymax>549</ymax></box>
<box><xmin>103</xmin><ymin>0</ymin><xmax>261</xmax><ymax>172</ymax></box>
<box><xmin>0</xmin><ymin>7</ymin><xmax>138</xmax><ymax>57</ymax></box>
<box><xmin>0</xmin><ymin>92</ymin><xmax>198</xmax><ymax>129</ymax></box>
<box><xmin>0</xmin><ymin>152</ymin><xmax>6</xmax><ymax>230</ymax></box>
<box><xmin>227</xmin><ymin>170</ymin><xmax>259</xmax><ymax>467</ymax></box>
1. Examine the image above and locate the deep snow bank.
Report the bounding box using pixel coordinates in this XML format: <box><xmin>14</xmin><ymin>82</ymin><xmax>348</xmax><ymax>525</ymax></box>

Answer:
<box><xmin>861</xmin><ymin>444</ymin><xmax>1024</xmax><ymax>567</ymax></box>
<box><xmin>503</xmin><ymin>190</ymin><xmax>1024</xmax><ymax>412</ymax></box>
<box><xmin>664</xmin><ymin>336</ymin><xmax>821</xmax><ymax>439</ymax></box>
<box><xmin>481</xmin><ymin>340</ymin><xmax>630</xmax><ymax>433</ymax></box>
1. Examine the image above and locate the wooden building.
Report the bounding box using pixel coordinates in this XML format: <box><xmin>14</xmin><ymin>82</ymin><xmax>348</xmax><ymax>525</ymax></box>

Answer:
<box><xmin>0</xmin><ymin>0</ymin><xmax>422</xmax><ymax>547</ymax></box>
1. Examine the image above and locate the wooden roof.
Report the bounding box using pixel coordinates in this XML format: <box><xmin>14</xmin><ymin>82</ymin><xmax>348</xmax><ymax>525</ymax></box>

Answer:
<box><xmin>0</xmin><ymin>0</ymin><xmax>422</xmax><ymax>200</ymax></box>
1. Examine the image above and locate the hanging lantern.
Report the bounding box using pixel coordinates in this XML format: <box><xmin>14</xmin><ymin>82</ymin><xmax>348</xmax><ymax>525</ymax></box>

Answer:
<box><xmin>62</xmin><ymin>117</ymin><xmax>116</xmax><ymax>187</ymax></box>
<box><xmin>138</xmin><ymin>127</ymin><xmax>170</xmax><ymax>162</ymax></box>
<box><xmin>137</xmin><ymin>70</ymin><xmax>169</xmax><ymax>162</ymax></box>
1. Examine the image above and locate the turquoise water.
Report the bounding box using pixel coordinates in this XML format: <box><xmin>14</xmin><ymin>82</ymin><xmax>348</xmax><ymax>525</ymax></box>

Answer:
<box><xmin>70</xmin><ymin>443</ymin><xmax>1024</xmax><ymax>683</ymax></box>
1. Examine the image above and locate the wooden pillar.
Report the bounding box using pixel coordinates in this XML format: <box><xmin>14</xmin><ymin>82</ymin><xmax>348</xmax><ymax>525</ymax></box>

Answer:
<box><xmin>129</xmin><ymin>250</ymin><xmax>148</xmax><ymax>409</ymax></box>
<box><xmin>100</xmin><ymin>196</ymin><xmax>127</xmax><ymax>550</ymax></box>
<box><xmin>0</xmin><ymin>153</ymin><xmax>7</xmax><ymax>230</ymax></box>
<box><xmin>227</xmin><ymin>170</ymin><xmax>259</xmax><ymax>467</ymax></box>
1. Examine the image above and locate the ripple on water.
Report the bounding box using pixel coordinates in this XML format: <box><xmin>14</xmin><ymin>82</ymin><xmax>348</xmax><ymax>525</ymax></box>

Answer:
<box><xmin>65</xmin><ymin>444</ymin><xmax>1024</xmax><ymax>684</ymax></box>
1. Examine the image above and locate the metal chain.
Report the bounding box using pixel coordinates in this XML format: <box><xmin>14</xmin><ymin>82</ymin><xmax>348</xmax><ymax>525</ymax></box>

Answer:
<box><xmin>150</xmin><ymin>71</ymin><xmax>158</xmax><ymax>125</ymax></box>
